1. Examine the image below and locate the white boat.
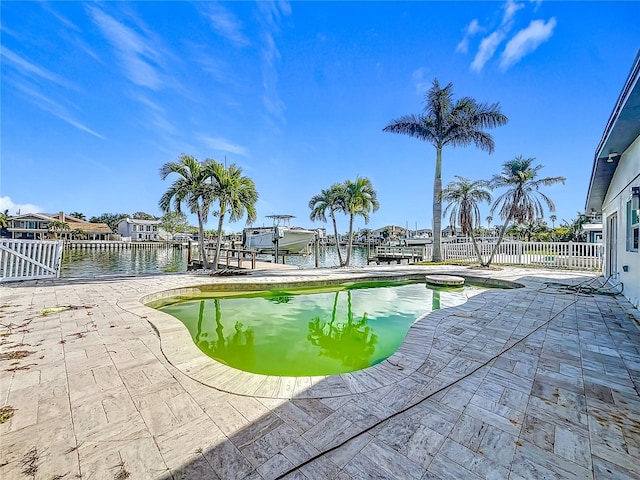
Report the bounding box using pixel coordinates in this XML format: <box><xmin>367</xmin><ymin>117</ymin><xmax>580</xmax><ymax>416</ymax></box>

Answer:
<box><xmin>402</xmin><ymin>236</ymin><xmax>433</xmax><ymax>246</ymax></box>
<box><xmin>243</xmin><ymin>215</ymin><xmax>317</xmax><ymax>253</ymax></box>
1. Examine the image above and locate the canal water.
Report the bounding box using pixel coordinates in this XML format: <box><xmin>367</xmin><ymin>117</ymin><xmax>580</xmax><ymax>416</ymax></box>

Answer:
<box><xmin>60</xmin><ymin>246</ymin><xmax>369</xmax><ymax>278</ymax></box>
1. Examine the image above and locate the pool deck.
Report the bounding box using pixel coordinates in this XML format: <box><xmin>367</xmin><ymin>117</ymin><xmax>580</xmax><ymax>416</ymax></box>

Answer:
<box><xmin>1</xmin><ymin>265</ymin><xmax>639</xmax><ymax>479</ymax></box>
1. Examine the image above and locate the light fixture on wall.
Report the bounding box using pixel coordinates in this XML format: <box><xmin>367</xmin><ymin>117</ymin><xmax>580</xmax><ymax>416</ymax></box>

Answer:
<box><xmin>607</xmin><ymin>152</ymin><xmax>619</xmax><ymax>163</ymax></box>
<box><xmin>632</xmin><ymin>186</ymin><xmax>640</xmax><ymax>210</ymax></box>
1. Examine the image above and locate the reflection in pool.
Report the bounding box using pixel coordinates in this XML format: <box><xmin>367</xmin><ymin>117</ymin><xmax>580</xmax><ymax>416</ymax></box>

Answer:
<box><xmin>155</xmin><ymin>280</ymin><xmax>483</xmax><ymax>376</ymax></box>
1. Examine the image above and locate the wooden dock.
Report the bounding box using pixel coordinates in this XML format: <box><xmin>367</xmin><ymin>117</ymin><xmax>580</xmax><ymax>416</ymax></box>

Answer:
<box><xmin>368</xmin><ymin>246</ymin><xmax>426</xmax><ymax>265</ymax></box>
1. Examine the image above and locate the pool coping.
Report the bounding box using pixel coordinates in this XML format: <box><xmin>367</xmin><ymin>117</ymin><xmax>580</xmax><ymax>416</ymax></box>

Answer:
<box><xmin>120</xmin><ymin>272</ymin><xmax>524</xmax><ymax>399</ymax></box>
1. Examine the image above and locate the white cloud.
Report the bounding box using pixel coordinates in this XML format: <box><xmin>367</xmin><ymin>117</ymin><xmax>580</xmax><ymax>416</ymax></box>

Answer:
<box><xmin>471</xmin><ymin>31</ymin><xmax>505</xmax><ymax>73</ymax></box>
<box><xmin>88</xmin><ymin>6</ymin><xmax>164</xmax><ymax>90</ymax></box>
<box><xmin>199</xmin><ymin>135</ymin><xmax>247</xmax><ymax>156</ymax></box>
<box><xmin>1</xmin><ymin>47</ymin><xmax>75</xmax><ymax>89</ymax></box>
<box><xmin>456</xmin><ymin>19</ymin><xmax>482</xmax><ymax>54</ymax></box>
<box><xmin>412</xmin><ymin>67</ymin><xmax>431</xmax><ymax>96</ymax></box>
<box><xmin>0</xmin><ymin>197</ymin><xmax>43</xmax><ymax>215</ymax></box>
<box><xmin>500</xmin><ymin>18</ymin><xmax>557</xmax><ymax>70</ymax></box>
<box><xmin>502</xmin><ymin>0</ymin><xmax>525</xmax><ymax>27</ymax></box>
<box><xmin>200</xmin><ymin>3</ymin><xmax>249</xmax><ymax>47</ymax></box>
<box><xmin>10</xmin><ymin>80</ymin><xmax>105</xmax><ymax>139</ymax></box>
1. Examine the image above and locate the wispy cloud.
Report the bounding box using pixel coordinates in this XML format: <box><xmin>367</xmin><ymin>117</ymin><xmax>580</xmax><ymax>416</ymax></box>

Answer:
<box><xmin>256</xmin><ymin>2</ymin><xmax>291</xmax><ymax>129</ymax></box>
<box><xmin>412</xmin><ymin>67</ymin><xmax>432</xmax><ymax>96</ymax></box>
<box><xmin>199</xmin><ymin>3</ymin><xmax>249</xmax><ymax>47</ymax></box>
<box><xmin>88</xmin><ymin>6</ymin><xmax>165</xmax><ymax>90</ymax></box>
<box><xmin>199</xmin><ymin>135</ymin><xmax>247</xmax><ymax>156</ymax></box>
<box><xmin>471</xmin><ymin>31</ymin><xmax>506</xmax><ymax>73</ymax></box>
<box><xmin>0</xmin><ymin>196</ymin><xmax>43</xmax><ymax>216</ymax></box>
<box><xmin>1</xmin><ymin>47</ymin><xmax>75</xmax><ymax>89</ymax></box>
<box><xmin>461</xmin><ymin>0</ymin><xmax>554</xmax><ymax>73</ymax></box>
<box><xmin>456</xmin><ymin>19</ymin><xmax>482</xmax><ymax>54</ymax></box>
<box><xmin>12</xmin><ymin>81</ymin><xmax>105</xmax><ymax>139</ymax></box>
<box><xmin>500</xmin><ymin>18</ymin><xmax>557</xmax><ymax>70</ymax></box>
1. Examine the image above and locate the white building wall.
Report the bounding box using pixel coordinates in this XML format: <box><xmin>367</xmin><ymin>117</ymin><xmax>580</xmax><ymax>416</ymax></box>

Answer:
<box><xmin>602</xmin><ymin>135</ymin><xmax>640</xmax><ymax>308</ymax></box>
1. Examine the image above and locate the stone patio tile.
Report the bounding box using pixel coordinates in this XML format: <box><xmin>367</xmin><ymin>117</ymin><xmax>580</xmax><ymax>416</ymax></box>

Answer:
<box><xmin>168</xmin><ymin>454</ymin><xmax>221</xmax><ymax>480</ymax></box>
<box><xmin>426</xmin><ymin>453</ymin><xmax>483</xmax><ymax>480</ymax></box>
<box><xmin>554</xmin><ymin>425</ymin><xmax>592</xmax><ymax>469</ymax></box>
<box><xmin>520</xmin><ymin>413</ymin><xmax>555</xmax><ymax>452</ymax></box>
<box><xmin>510</xmin><ymin>439</ymin><xmax>593</xmax><ymax>480</ymax></box>
<box><xmin>155</xmin><ymin>417</ymin><xmax>226</xmax><ymax>470</ymax></box>
<box><xmin>239</xmin><ymin>422</ymin><xmax>299</xmax><ymax>468</ymax></box>
<box><xmin>593</xmin><ymin>455</ymin><xmax>639</xmax><ymax>480</ymax></box>
<box><xmin>343</xmin><ymin>438</ymin><xmax>424</xmax><ymax>480</ymax></box>
<box><xmin>439</xmin><ymin>438</ymin><xmax>510</xmax><ymax>480</ymax></box>
<box><xmin>202</xmin><ymin>438</ymin><xmax>255</xmax><ymax>480</ymax></box>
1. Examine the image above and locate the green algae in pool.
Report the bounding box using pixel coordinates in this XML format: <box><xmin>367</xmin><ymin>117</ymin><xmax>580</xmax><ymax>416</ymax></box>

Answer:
<box><xmin>156</xmin><ymin>280</ymin><xmax>481</xmax><ymax>376</ymax></box>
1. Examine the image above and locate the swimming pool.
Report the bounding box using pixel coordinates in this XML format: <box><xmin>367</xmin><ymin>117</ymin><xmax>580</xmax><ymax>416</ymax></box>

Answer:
<box><xmin>151</xmin><ymin>279</ymin><xmax>485</xmax><ymax>376</ymax></box>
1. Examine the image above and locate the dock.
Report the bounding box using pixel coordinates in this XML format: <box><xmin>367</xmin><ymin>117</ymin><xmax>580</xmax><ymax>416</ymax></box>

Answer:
<box><xmin>368</xmin><ymin>246</ymin><xmax>426</xmax><ymax>265</ymax></box>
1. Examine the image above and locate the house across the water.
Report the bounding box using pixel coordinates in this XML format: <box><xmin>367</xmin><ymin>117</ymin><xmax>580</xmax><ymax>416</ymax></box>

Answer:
<box><xmin>7</xmin><ymin>212</ymin><xmax>112</xmax><ymax>240</ymax></box>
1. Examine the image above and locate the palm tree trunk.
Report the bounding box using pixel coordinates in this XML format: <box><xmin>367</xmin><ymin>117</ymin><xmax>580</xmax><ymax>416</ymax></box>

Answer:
<box><xmin>213</xmin><ymin>207</ymin><xmax>226</xmax><ymax>271</ymax></box>
<box><xmin>345</xmin><ymin>214</ymin><xmax>355</xmax><ymax>267</ymax></box>
<box><xmin>330</xmin><ymin>209</ymin><xmax>344</xmax><ymax>266</ymax></box>
<box><xmin>432</xmin><ymin>147</ymin><xmax>443</xmax><ymax>262</ymax></box>
<box><xmin>469</xmin><ymin>231</ymin><xmax>484</xmax><ymax>264</ymax></box>
<box><xmin>197</xmin><ymin>209</ymin><xmax>209</xmax><ymax>269</ymax></box>
<box><xmin>485</xmin><ymin>220</ymin><xmax>511</xmax><ymax>266</ymax></box>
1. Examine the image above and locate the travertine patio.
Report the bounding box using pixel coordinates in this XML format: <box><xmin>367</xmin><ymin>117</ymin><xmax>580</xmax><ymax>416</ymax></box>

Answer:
<box><xmin>1</xmin><ymin>265</ymin><xmax>639</xmax><ymax>479</ymax></box>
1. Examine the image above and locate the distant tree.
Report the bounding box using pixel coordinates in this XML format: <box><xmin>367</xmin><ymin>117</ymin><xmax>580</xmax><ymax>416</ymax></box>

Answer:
<box><xmin>208</xmin><ymin>161</ymin><xmax>258</xmax><ymax>270</ymax></box>
<box><xmin>0</xmin><ymin>210</ymin><xmax>9</xmax><ymax>237</ymax></box>
<box><xmin>442</xmin><ymin>176</ymin><xmax>492</xmax><ymax>264</ymax></box>
<box><xmin>550</xmin><ymin>214</ymin><xmax>557</xmax><ymax>229</ymax></box>
<box><xmin>71</xmin><ymin>228</ymin><xmax>87</xmax><ymax>240</ymax></box>
<box><xmin>48</xmin><ymin>220</ymin><xmax>70</xmax><ymax>239</ymax></box>
<box><xmin>159</xmin><ymin>154</ymin><xmax>216</xmax><ymax>269</ymax></box>
<box><xmin>485</xmin><ymin>156</ymin><xmax>566</xmax><ymax>266</ymax></box>
<box><xmin>160</xmin><ymin>211</ymin><xmax>189</xmax><ymax>235</ymax></box>
<box><xmin>560</xmin><ymin>213</ymin><xmax>590</xmax><ymax>242</ymax></box>
<box><xmin>383</xmin><ymin>79</ymin><xmax>508</xmax><ymax>262</ymax></box>
<box><xmin>69</xmin><ymin>212</ymin><xmax>86</xmax><ymax>221</ymax></box>
<box><xmin>89</xmin><ymin>213</ymin><xmax>128</xmax><ymax>233</ymax></box>
<box><xmin>132</xmin><ymin>211</ymin><xmax>158</xmax><ymax>220</ymax></box>
<box><xmin>341</xmin><ymin>177</ymin><xmax>379</xmax><ymax>267</ymax></box>
<box><xmin>309</xmin><ymin>184</ymin><xmax>348</xmax><ymax>266</ymax></box>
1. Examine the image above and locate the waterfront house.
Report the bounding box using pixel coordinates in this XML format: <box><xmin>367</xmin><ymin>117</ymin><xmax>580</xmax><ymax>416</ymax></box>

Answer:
<box><xmin>117</xmin><ymin>217</ymin><xmax>161</xmax><ymax>241</ymax></box>
<box><xmin>585</xmin><ymin>49</ymin><xmax>640</xmax><ymax>308</ymax></box>
<box><xmin>7</xmin><ymin>212</ymin><xmax>112</xmax><ymax>240</ymax></box>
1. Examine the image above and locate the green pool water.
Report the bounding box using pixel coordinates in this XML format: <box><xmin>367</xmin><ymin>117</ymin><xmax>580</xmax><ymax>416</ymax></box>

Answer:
<box><xmin>155</xmin><ymin>280</ymin><xmax>483</xmax><ymax>376</ymax></box>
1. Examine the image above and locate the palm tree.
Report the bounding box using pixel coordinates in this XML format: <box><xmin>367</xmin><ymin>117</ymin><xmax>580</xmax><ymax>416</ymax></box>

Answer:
<box><xmin>342</xmin><ymin>177</ymin><xmax>379</xmax><ymax>267</ymax></box>
<box><xmin>159</xmin><ymin>154</ymin><xmax>216</xmax><ymax>269</ymax></box>
<box><xmin>383</xmin><ymin>79</ymin><xmax>507</xmax><ymax>262</ymax></box>
<box><xmin>550</xmin><ymin>214</ymin><xmax>557</xmax><ymax>229</ymax></box>
<box><xmin>442</xmin><ymin>176</ymin><xmax>492</xmax><ymax>264</ymax></box>
<box><xmin>208</xmin><ymin>161</ymin><xmax>258</xmax><ymax>270</ymax></box>
<box><xmin>485</xmin><ymin>156</ymin><xmax>566</xmax><ymax>266</ymax></box>
<box><xmin>69</xmin><ymin>212</ymin><xmax>86</xmax><ymax>221</ymax></box>
<box><xmin>309</xmin><ymin>184</ymin><xmax>348</xmax><ymax>266</ymax></box>
<box><xmin>486</xmin><ymin>215</ymin><xmax>493</xmax><ymax>234</ymax></box>
<box><xmin>48</xmin><ymin>220</ymin><xmax>70</xmax><ymax>239</ymax></box>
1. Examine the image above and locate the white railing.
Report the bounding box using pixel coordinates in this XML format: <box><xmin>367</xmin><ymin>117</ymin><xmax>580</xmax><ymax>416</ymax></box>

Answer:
<box><xmin>374</xmin><ymin>241</ymin><xmax>602</xmax><ymax>270</ymax></box>
<box><xmin>0</xmin><ymin>239</ymin><xmax>64</xmax><ymax>282</ymax></box>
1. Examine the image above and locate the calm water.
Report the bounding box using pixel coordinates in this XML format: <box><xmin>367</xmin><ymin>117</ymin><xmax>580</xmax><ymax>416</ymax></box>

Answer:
<box><xmin>60</xmin><ymin>246</ymin><xmax>369</xmax><ymax>277</ymax></box>
<box><xmin>153</xmin><ymin>280</ymin><xmax>482</xmax><ymax>376</ymax></box>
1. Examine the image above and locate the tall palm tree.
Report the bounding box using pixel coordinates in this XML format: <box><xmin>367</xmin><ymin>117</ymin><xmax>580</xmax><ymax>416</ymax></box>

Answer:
<box><xmin>309</xmin><ymin>184</ymin><xmax>348</xmax><ymax>266</ymax></box>
<box><xmin>69</xmin><ymin>212</ymin><xmax>86</xmax><ymax>221</ymax></box>
<box><xmin>208</xmin><ymin>161</ymin><xmax>258</xmax><ymax>270</ymax></box>
<box><xmin>383</xmin><ymin>79</ymin><xmax>508</xmax><ymax>262</ymax></box>
<box><xmin>342</xmin><ymin>177</ymin><xmax>379</xmax><ymax>267</ymax></box>
<box><xmin>159</xmin><ymin>154</ymin><xmax>215</xmax><ymax>269</ymax></box>
<box><xmin>48</xmin><ymin>220</ymin><xmax>70</xmax><ymax>239</ymax></box>
<box><xmin>442</xmin><ymin>176</ymin><xmax>492</xmax><ymax>264</ymax></box>
<box><xmin>550</xmin><ymin>214</ymin><xmax>557</xmax><ymax>229</ymax></box>
<box><xmin>485</xmin><ymin>156</ymin><xmax>565</xmax><ymax>266</ymax></box>
<box><xmin>486</xmin><ymin>215</ymin><xmax>493</xmax><ymax>233</ymax></box>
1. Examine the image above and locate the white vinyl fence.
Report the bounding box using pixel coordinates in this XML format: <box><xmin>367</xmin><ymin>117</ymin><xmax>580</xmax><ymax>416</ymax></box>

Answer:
<box><xmin>380</xmin><ymin>241</ymin><xmax>602</xmax><ymax>270</ymax></box>
<box><xmin>0</xmin><ymin>239</ymin><xmax>64</xmax><ymax>282</ymax></box>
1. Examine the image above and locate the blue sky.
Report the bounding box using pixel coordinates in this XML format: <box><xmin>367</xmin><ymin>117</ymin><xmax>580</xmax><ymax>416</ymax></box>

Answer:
<box><xmin>2</xmin><ymin>1</ymin><xmax>639</xmax><ymax>234</ymax></box>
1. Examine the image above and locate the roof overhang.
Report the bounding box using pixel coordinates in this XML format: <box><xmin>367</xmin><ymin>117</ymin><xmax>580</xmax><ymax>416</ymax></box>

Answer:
<box><xmin>586</xmin><ymin>50</ymin><xmax>640</xmax><ymax>213</ymax></box>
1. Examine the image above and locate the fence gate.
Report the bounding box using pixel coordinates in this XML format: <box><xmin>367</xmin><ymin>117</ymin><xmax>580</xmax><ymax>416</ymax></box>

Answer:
<box><xmin>0</xmin><ymin>239</ymin><xmax>64</xmax><ymax>283</ymax></box>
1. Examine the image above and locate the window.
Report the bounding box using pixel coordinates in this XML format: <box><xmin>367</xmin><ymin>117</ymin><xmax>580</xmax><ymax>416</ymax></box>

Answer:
<box><xmin>627</xmin><ymin>200</ymin><xmax>639</xmax><ymax>252</ymax></box>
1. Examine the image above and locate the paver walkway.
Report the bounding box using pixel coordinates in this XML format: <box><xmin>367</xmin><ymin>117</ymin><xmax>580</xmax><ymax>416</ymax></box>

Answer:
<box><xmin>0</xmin><ymin>266</ymin><xmax>638</xmax><ymax>480</ymax></box>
